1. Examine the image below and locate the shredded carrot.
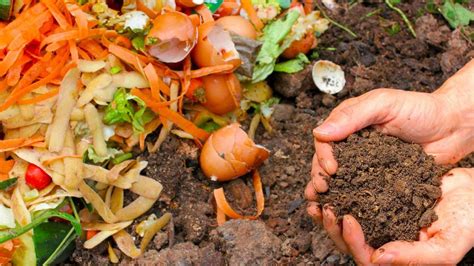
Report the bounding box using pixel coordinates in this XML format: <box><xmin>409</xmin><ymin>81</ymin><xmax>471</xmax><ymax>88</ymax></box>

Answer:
<box><xmin>86</xmin><ymin>230</ymin><xmax>98</xmax><ymax>240</ymax></box>
<box><xmin>41</xmin><ymin>28</ymin><xmax>105</xmax><ymax>48</ymax></box>
<box><xmin>69</xmin><ymin>40</ymin><xmax>79</xmax><ymax>62</ymax></box>
<box><xmin>113</xmin><ymin>36</ymin><xmax>132</xmax><ymax>49</ymax></box>
<box><xmin>144</xmin><ymin>63</ymin><xmax>171</xmax><ymax>101</ymax></box>
<box><xmin>0</xmin><ymin>49</ymin><xmax>23</xmax><ymax>77</ymax></box>
<box><xmin>214</xmin><ymin>170</ymin><xmax>264</xmax><ymax>225</ymax></box>
<box><xmin>68</xmin><ymin>4</ymin><xmax>89</xmax><ymax>38</ymax></box>
<box><xmin>0</xmin><ymin>79</ymin><xmax>8</xmax><ymax>92</ymax></box>
<box><xmin>0</xmin><ymin>49</ymin><xmax>68</xmax><ymax>112</ymax></box>
<box><xmin>177</xmin><ymin>64</ymin><xmax>235</xmax><ymax>79</ymax></box>
<box><xmin>132</xmin><ymin>89</ymin><xmax>210</xmax><ymax>140</ymax></box>
<box><xmin>79</xmin><ymin>40</ymin><xmax>108</xmax><ymax>59</ymax></box>
<box><xmin>240</xmin><ymin>0</ymin><xmax>263</xmax><ymax>30</ymax></box>
<box><xmin>6</xmin><ymin>55</ymin><xmax>31</xmax><ymax>86</ymax></box>
<box><xmin>303</xmin><ymin>0</ymin><xmax>313</xmax><ymax>15</ymax></box>
<box><xmin>41</xmin><ymin>0</ymin><xmax>70</xmax><ymax>29</ymax></box>
<box><xmin>0</xmin><ymin>136</ymin><xmax>45</xmax><ymax>152</ymax></box>
<box><xmin>109</xmin><ymin>44</ymin><xmax>148</xmax><ymax>72</ymax></box>
<box><xmin>17</xmin><ymin>87</ymin><xmax>59</xmax><ymax>105</ymax></box>
<box><xmin>137</xmin><ymin>0</ymin><xmax>158</xmax><ymax>19</ymax></box>
<box><xmin>77</xmin><ymin>46</ymin><xmax>92</xmax><ymax>60</ymax></box>
<box><xmin>0</xmin><ymin>159</ymin><xmax>15</xmax><ymax>175</ymax></box>
<box><xmin>195</xmin><ymin>5</ymin><xmax>214</xmax><ymax>23</ymax></box>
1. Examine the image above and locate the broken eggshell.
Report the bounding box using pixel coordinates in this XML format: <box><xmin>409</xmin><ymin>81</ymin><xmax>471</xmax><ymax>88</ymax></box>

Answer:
<box><xmin>191</xmin><ymin>22</ymin><xmax>241</xmax><ymax>70</ymax></box>
<box><xmin>201</xmin><ymin>73</ymin><xmax>242</xmax><ymax>115</ymax></box>
<box><xmin>147</xmin><ymin>11</ymin><xmax>197</xmax><ymax>63</ymax></box>
<box><xmin>312</xmin><ymin>60</ymin><xmax>345</xmax><ymax>95</ymax></box>
<box><xmin>216</xmin><ymin>16</ymin><xmax>257</xmax><ymax>40</ymax></box>
<box><xmin>200</xmin><ymin>123</ymin><xmax>270</xmax><ymax>182</ymax></box>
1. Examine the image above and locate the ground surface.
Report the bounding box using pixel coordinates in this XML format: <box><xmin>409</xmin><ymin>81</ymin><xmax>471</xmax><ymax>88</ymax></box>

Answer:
<box><xmin>319</xmin><ymin>130</ymin><xmax>445</xmax><ymax>248</ymax></box>
<box><xmin>70</xmin><ymin>0</ymin><xmax>474</xmax><ymax>264</ymax></box>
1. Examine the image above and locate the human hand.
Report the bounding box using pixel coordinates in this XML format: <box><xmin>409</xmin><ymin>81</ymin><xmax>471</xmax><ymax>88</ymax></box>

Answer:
<box><xmin>306</xmin><ymin>59</ymin><xmax>474</xmax><ymax>198</ymax></box>
<box><xmin>309</xmin><ymin>168</ymin><xmax>474</xmax><ymax>265</ymax></box>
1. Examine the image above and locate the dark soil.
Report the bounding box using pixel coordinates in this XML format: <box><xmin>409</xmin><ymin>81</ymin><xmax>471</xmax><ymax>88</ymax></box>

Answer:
<box><xmin>319</xmin><ymin>129</ymin><xmax>445</xmax><ymax>248</ymax></box>
<box><xmin>68</xmin><ymin>0</ymin><xmax>474</xmax><ymax>265</ymax></box>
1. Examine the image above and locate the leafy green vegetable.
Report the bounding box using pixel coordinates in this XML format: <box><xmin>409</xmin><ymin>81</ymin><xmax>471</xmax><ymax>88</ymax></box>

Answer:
<box><xmin>0</xmin><ymin>177</ymin><xmax>17</xmax><ymax>191</ymax></box>
<box><xmin>104</xmin><ymin>88</ymin><xmax>155</xmax><ymax>133</ymax></box>
<box><xmin>252</xmin><ymin>10</ymin><xmax>300</xmax><ymax>82</ymax></box>
<box><xmin>0</xmin><ymin>210</ymin><xmax>82</xmax><ymax>244</ymax></box>
<box><xmin>274</xmin><ymin>53</ymin><xmax>310</xmax><ymax>73</ymax></box>
<box><xmin>132</xmin><ymin>35</ymin><xmax>145</xmax><ymax>51</ymax></box>
<box><xmin>84</xmin><ymin>146</ymin><xmax>123</xmax><ymax>164</ymax></box>
<box><xmin>388</xmin><ymin>0</ymin><xmax>401</xmax><ymax>4</ymax></box>
<box><xmin>440</xmin><ymin>0</ymin><xmax>474</xmax><ymax>28</ymax></box>
<box><xmin>199</xmin><ymin>121</ymin><xmax>221</xmax><ymax>133</ymax></box>
<box><xmin>260</xmin><ymin>97</ymin><xmax>280</xmax><ymax>118</ymax></box>
<box><xmin>34</xmin><ymin>222</ymin><xmax>76</xmax><ymax>265</ymax></box>
<box><xmin>277</xmin><ymin>0</ymin><xmax>290</xmax><ymax>9</ymax></box>
<box><xmin>110</xmin><ymin>66</ymin><xmax>122</xmax><ymax>75</ymax></box>
<box><xmin>112</xmin><ymin>152</ymin><xmax>133</xmax><ymax>164</ymax></box>
<box><xmin>204</xmin><ymin>0</ymin><xmax>224</xmax><ymax>13</ymax></box>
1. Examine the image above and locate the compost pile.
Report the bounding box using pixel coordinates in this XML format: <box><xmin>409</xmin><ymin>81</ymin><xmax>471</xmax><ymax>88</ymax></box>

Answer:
<box><xmin>319</xmin><ymin>129</ymin><xmax>447</xmax><ymax>248</ymax></box>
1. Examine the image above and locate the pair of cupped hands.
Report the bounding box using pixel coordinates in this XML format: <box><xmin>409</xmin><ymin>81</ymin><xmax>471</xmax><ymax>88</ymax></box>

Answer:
<box><xmin>305</xmin><ymin>59</ymin><xmax>474</xmax><ymax>265</ymax></box>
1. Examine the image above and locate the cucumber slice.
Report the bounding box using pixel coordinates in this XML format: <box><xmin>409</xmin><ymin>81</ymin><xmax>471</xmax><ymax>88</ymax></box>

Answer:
<box><xmin>0</xmin><ymin>0</ymin><xmax>13</xmax><ymax>21</ymax></box>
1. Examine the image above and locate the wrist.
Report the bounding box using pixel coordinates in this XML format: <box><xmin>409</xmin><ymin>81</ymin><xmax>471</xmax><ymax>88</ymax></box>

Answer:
<box><xmin>433</xmin><ymin>60</ymin><xmax>474</xmax><ymax>152</ymax></box>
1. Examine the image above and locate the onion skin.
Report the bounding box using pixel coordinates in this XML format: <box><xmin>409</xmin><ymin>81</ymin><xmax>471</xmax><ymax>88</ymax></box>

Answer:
<box><xmin>281</xmin><ymin>33</ymin><xmax>317</xmax><ymax>59</ymax></box>
<box><xmin>201</xmin><ymin>73</ymin><xmax>242</xmax><ymax>115</ymax></box>
<box><xmin>147</xmin><ymin>12</ymin><xmax>197</xmax><ymax>63</ymax></box>
<box><xmin>191</xmin><ymin>22</ymin><xmax>241</xmax><ymax>69</ymax></box>
<box><xmin>216</xmin><ymin>16</ymin><xmax>257</xmax><ymax>40</ymax></box>
<box><xmin>200</xmin><ymin>124</ymin><xmax>270</xmax><ymax>181</ymax></box>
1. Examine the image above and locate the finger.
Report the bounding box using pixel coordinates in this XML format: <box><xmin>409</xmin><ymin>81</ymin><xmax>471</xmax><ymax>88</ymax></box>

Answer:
<box><xmin>314</xmin><ymin>139</ymin><xmax>338</xmax><ymax>175</ymax></box>
<box><xmin>371</xmin><ymin>237</ymin><xmax>465</xmax><ymax>265</ymax></box>
<box><xmin>419</xmin><ymin>228</ymin><xmax>429</xmax><ymax>241</ymax></box>
<box><xmin>304</xmin><ymin>181</ymin><xmax>318</xmax><ymax>202</ymax></box>
<box><xmin>311</xmin><ymin>153</ymin><xmax>331</xmax><ymax>193</ymax></box>
<box><xmin>322</xmin><ymin>205</ymin><xmax>349</xmax><ymax>253</ymax></box>
<box><xmin>313</xmin><ymin>89</ymin><xmax>395</xmax><ymax>142</ymax></box>
<box><xmin>342</xmin><ymin>215</ymin><xmax>375</xmax><ymax>265</ymax></box>
<box><xmin>306</xmin><ymin>201</ymin><xmax>322</xmax><ymax>224</ymax></box>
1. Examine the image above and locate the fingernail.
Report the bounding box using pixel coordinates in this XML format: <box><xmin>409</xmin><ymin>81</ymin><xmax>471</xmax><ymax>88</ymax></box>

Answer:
<box><xmin>320</xmin><ymin>159</ymin><xmax>331</xmax><ymax>172</ymax></box>
<box><xmin>372</xmin><ymin>248</ymin><xmax>395</xmax><ymax>264</ymax></box>
<box><xmin>314</xmin><ymin>123</ymin><xmax>336</xmax><ymax>137</ymax></box>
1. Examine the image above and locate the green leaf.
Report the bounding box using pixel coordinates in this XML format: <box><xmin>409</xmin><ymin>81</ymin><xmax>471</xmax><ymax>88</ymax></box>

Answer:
<box><xmin>131</xmin><ymin>35</ymin><xmax>145</xmax><ymax>51</ymax></box>
<box><xmin>104</xmin><ymin>88</ymin><xmax>155</xmax><ymax>133</ymax></box>
<box><xmin>0</xmin><ymin>210</ymin><xmax>82</xmax><ymax>244</ymax></box>
<box><xmin>440</xmin><ymin>0</ymin><xmax>474</xmax><ymax>28</ymax></box>
<box><xmin>199</xmin><ymin>121</ymin><xmax>221</xmax><ymax>133</ymax></box>
<box><xmin>252</xmin><ymin>10</ymin><xmax>300</xmax><ymax>82</ymax></box>
<box><xmin>389</xmin><ymin>0</ymin><xmax>401</xmax><ymax>4</ymax></box>
<box><xmin>277</xmin><ymin>0</ymin><xmax>290</xmax><ymax>8</ymax></box>
<box><xmin>112</xmin><ymin>152</ymin><xmax>133</xmax><ymax>165</ymax></box>
<box><xmin>83</xmin><ymin>146</ymin><xmax>123</xmax><ymax>164</ymax></box>
<box><xmin>0</xmin><ymin>177</ymin><xmax>17</xmax><ymax>191</ymax></box>
<box><xmin>34</xmin><ymin>222</ymin><xmax>76</xmax><ymax>265</ymax></box>
<box><xmin>274</xmin><ymin>53</ymin><xmax>310</xmax><ymax>73</ymax></box>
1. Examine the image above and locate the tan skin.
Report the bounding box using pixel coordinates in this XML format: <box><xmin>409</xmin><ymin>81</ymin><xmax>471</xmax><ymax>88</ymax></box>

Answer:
<box><xmin>305</xmin><ymin>59</ymin><xmax>474</xmax><ymax>265</ymax></box>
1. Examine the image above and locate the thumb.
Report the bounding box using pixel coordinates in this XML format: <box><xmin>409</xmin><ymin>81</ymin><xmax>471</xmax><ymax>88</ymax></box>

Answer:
<box><xmin>313</xmin><ymin>89</ymin><xmax>395</xmax><ymax>142</ymax></box>
<box><xmin>371</xmin><ymin>237</ymin><xmax>465</xmax><ymax>265</ymax></box>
